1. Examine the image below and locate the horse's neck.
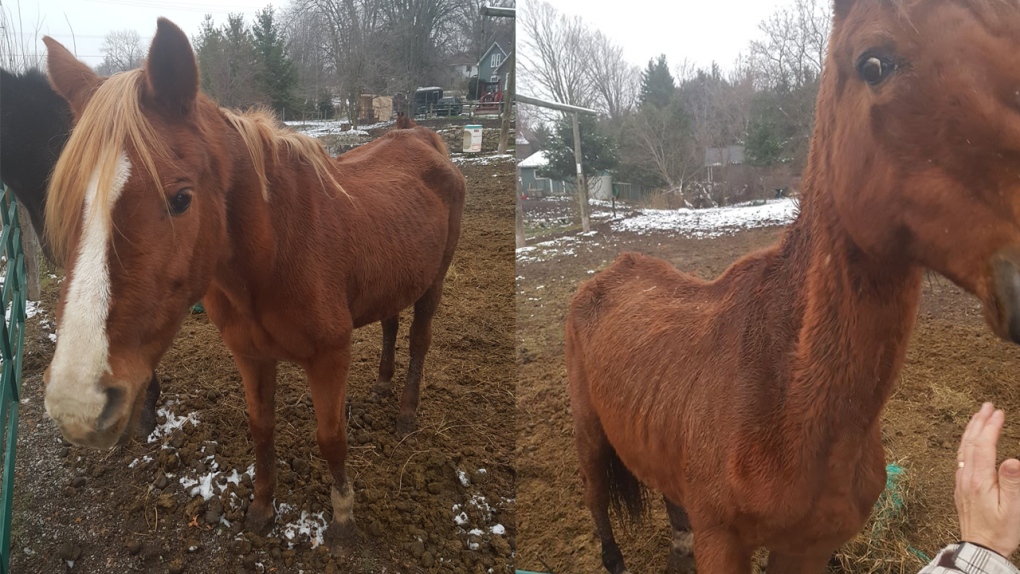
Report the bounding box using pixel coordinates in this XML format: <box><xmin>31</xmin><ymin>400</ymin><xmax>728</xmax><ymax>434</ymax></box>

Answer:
<box><xmin>776</xmin><ymin>187</ymin><xmax>922</xmax><ymax>465</ymax></box>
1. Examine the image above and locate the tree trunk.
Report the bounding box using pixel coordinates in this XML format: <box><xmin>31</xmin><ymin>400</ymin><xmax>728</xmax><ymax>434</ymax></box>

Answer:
<box><xmin>516</xmin><ymin>194</ymin><xmax>526</xmax><ymax>249</ymax></box>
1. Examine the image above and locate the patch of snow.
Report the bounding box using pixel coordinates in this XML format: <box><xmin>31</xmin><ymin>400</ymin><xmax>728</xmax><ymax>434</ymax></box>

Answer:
<box><xmin>279</xmin><ymin>510</ymin><xmax>328</xmax><ymax>549</ymax></box>
<box><xmin>450</xmin><ymin>154</ymin><xmax>514</xmax><ymax>165</ymax></box>
<box><xmin>457</xmin><ymin>469</ymin><xmax>470</xmax><ymax>487</ymax></box>
<box><xmin>490</xmin><ymin>524</ymin><xmax>505</xmax><ymax>535</ymax></box>
<box><xmin>613</xmin><ymin>198</ymin><xmax>797</xmax><ymax>238</ymax></box>
<box><xmin>147</xmin><ymin>406</ymin><xmax>199</xmax><ymax>443</ymax></box>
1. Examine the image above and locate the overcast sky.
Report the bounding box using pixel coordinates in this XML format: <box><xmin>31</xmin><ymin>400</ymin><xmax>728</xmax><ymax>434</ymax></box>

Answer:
<box><xmin>525</xmin><ymin>0</ymin><xmax>794</xmax><ymax>73</ymax></box>
<box><xmin>7</xmin><ymin>0</ymin><xmax>271</xmax><ymax>68</ymax></box>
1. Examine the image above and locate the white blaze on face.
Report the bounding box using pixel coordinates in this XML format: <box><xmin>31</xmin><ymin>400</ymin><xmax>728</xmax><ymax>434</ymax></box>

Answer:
<box><xmin>44</xmin><ymin>151</ymin><xmax>131</xmax><ymax>429</ymax></box>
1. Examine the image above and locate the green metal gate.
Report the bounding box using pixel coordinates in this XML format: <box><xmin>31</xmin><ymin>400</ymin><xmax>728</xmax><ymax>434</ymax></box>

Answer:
<box><xmin>0</xmin><ymin>184</ymin><xmax>27</xmax><ymax>574</ymax></box>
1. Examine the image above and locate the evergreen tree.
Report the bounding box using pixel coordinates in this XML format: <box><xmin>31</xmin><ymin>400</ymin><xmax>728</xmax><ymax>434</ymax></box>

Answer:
<box><xmin>538</xmin><ymin>114</ymin><xmax>618</xmax><ymax>182</ymax></box>
<box><xmin>638</xmin><ymin>54</ymin><xmax>675</xmax><ymax>109</ymax></box>
<box><xmin>253</xmin><ymin>6</ymin><xmax>298</xmax><ymax>119</ymax></box>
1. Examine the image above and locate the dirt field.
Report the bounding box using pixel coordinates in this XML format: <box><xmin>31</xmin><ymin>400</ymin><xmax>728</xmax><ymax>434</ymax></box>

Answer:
<box><xmin>8</xmin><ymin>122</ymin><xmax>516</xmax><ymax>574</ymax></box>
<box><xmin>515</xmin><ymin>197</ymin><xmax>1020</xmax><ymax>573</ymax></box>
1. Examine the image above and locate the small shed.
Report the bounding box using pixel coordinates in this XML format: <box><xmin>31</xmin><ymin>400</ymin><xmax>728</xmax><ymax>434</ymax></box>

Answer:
<box><xmin>517</xmin><ymin>151</ymin><xmax>575</xmax><ymax>197</ymax></box>
<box><xmin>358</xmin><ymin>95</ymin><xmax>394</xmax><ymax>124</ymax></box>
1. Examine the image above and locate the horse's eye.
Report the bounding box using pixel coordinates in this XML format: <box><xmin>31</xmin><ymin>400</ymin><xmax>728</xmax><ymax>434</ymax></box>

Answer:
<box><xmin>857</xmin><ymin>55</ymin><xmax>895</xmax><ymax>85</ymax></box>
<box><xmin>168</xmin><ymin>189</ymin><xmax>192</xmax><ymax>216</ymax></box>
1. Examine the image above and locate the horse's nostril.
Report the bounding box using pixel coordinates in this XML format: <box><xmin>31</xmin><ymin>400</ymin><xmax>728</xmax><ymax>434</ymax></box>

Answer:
<box><xmin>96</xmin><ymin>387</ymin><xmax>126</xmax><ymax>431</ymax></box>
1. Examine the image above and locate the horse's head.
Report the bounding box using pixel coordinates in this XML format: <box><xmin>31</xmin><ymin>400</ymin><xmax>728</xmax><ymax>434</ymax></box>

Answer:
<box><xmin>42</xmin><ymin>19</ymin><xmax>227</xmax><ymax>448</ymax></box>
<box><xmin>821</xmin><ymin>0</ymin><xmax>1020</xmax><ymax>341</ymax></box>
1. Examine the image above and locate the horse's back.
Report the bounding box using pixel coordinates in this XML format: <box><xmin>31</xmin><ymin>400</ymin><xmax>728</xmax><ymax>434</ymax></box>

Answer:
<box><xmin>327</xmin><ymin>127</ymin><xmax>464</xmax><ymax>327</ymax></box>
<box><xmin>568</xmin><ymin>252</ymin><xmax>708</xmax><ymax>333</ymax></box>
<box><xmin>335</xmin><ymin>127</ymin><xmax>464</xmax><ymax>216</ymax></box>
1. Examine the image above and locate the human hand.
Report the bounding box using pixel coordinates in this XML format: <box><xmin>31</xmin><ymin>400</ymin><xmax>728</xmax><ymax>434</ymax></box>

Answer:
<box><xmin>955</xmin><ymin>402</ymin><xmax>1020</xmax><ymax>557</ymax></box>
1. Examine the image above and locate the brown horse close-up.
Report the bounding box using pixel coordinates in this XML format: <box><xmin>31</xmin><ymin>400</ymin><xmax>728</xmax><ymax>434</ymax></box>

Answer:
<box><xmin>40</xmin><ymin>17</ymin><xmax>464</xmax><ymax>553</ymax></box>
<box><xmin>565</xmin><ymin>0</ymin><xmax>1020</xmax><ymax>572</ymax></box>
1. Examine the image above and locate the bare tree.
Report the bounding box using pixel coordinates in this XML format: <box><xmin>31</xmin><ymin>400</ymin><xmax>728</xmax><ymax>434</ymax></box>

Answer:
<box><xmin>748</xmin><ymin>0</ymin><xmax>830</xmax><ymax>90</ymax></box>
<box><xmin>518</xmin><ymin>0</ymin><xmax>594</xmax><ymax>108</ymax></box>
<box><xmin>378</xmin><ymin>0</ymin><xmax>457</xmax><ymax>100</ymax></box>
<box><xmin>96</xmin><ymin>30</ymin><xmax>144</xmax><ymax>76</ymax></box>
<box><xmin>0</xmin><ymin>0</ymin><xmax>44</xmax><ymax>71</ymax></box>
<box><xmin>283</xmin><ymin>5</ymin><xmax>336</xmax><ymax>117</ymax></box>
<box><xmin>583</xmin><ymin>30</ymin><xmax>638</xmax><ymax>122</ymax></box>
<box><xmin>448</xmin><ymin>0</ymin><xmax>513</xmax><ymax>61</ymax></box>
<box><xmin>626</xmin><ymin>102</ymin><xmax>698</xmax><ymax>196</ymax></box>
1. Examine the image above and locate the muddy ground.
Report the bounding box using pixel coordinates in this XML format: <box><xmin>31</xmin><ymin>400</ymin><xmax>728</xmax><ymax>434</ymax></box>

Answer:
<box><xmin>9</xmin><ymin>121</ymin><xmax>516</xmax><ymax>574</ymax></box>
<box><xmin>515</xmin><ymin>198</ymin><xmax>1020</xmax><ymax>573</ymax></box>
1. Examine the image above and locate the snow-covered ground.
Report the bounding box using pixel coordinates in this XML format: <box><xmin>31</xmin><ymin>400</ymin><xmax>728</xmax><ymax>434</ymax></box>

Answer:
<box><xmin>450</xmin><ymin>153</ymin><xmax>514</xmax><ymax>165</ymax></box>
<box><xmin>613</xmin><ymin>197</ymin><xmax>798</xmax><ymax>238</ymax></box>
<box><xmin>283</xmin><ymin>119</ymin><xmax>393</xmax><ymax>137</ymax></box>
<box><xmin>518</xmin><ymin>198</ymin><xmax>798</xmax><ymax>264</ymax></box>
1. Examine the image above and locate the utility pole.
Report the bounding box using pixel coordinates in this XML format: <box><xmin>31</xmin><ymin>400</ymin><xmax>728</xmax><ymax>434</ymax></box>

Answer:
<box><xmin>516</xmin><ymin>94</ymin><xmax>597</xmax><ymax>235</ymax></box>
<box><xmin>481</xmin><ymin>5</ymin><xmax>515</xmax><ymax>156</ymax></box>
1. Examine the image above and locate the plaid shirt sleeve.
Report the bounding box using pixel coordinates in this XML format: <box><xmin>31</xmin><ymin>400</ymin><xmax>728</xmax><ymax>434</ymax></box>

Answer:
<box><xmin>919</xmin><ymin>543</ymin><xmax>1020</xmax><ymax>574</ymax></box>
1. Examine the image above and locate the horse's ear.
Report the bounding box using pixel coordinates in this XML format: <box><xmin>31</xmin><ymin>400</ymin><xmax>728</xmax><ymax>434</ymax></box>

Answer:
<box><xmin>833</xmin><ymin>0</ymin><xmax>855</xmax><ymax>18</ymax></box>
<box><xmin>144</xmin><ymin>18</ymin><xmax>198</xmax><ymax>116</ymax></box>
<box><xmin>43</xmin><ymin>36</ymin><xmax>102</xmax><ymax>118</ymax></box>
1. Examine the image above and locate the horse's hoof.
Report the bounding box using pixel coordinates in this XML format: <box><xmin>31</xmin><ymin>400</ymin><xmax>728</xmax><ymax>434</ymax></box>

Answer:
<box><xmin>325</xmin><ymin>519</ymin><xmax>357</xmax><ymax>557</ymax></box>
<box><xmin>372</xmin><ymin>381</ymin><xmax>392</xmax><ymax>396</ymax></box>
<box><xmin>244</xmin><ymin>502</ymin><xmax>275</xmax><ymax>534</ymax></box>
<box><xmin>395</xmin><ymin>414</ymin><xmax>417</xmax><ymax>437</ymax></box>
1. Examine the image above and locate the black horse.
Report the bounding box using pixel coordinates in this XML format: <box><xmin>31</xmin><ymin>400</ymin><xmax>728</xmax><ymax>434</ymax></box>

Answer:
<box><xmin>0</xmin><ymin>67</ymin><xmax>160</xmax><ymax>439</ymax></box>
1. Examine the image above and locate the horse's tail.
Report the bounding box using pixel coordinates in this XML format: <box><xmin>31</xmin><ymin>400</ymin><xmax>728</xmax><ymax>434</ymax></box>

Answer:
<box><xmin>605</xmin><ymin>433</ymin><xmax>647</xmax><ymax>523</ymax></box>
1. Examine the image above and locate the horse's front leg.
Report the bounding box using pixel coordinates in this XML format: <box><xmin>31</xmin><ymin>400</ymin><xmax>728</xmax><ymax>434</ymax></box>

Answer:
<box><xmin>304</xmin><ymin>335</ymin><xmax>357</xmax><ymax>553</ymax></box>
<box><xmin>234</xmin><ymin>354</ymin><xmax>279</xmax><ymax>534</ymax></box>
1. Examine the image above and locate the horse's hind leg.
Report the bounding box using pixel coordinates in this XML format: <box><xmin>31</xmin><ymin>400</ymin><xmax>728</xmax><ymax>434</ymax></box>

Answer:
<box><xmin>373</xmin><ymin>316</ymin><xmax>399</xmax><ymax>395</ymax></box>
<box><xmin>304</xmin><ymin>339</ymin><xmax>358</xmax><ymax>553</ymax></box>
<box><xmin>664</xmin><ymin>497</ymin><xmax>695</xmax><ymax>573</ymax></box>
<box><xmin>397</xmin><ymin>282</ymin><xmax>442</xmax><ymax>435</ymax></box>
<box><xmin>575</xmin><ymin>417</ymin><xmax>630</xmax><ymax>574</ymax></box>
<box><xmin>235</xmin><ymin>355</ymin><xmax>279</xmax><ymax>534</ymax></box>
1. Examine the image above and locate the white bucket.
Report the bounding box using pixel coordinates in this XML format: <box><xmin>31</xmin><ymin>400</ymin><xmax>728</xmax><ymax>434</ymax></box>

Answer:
<box><xmin>463</xmin><ymin>125</ymin><xmax>483</xmax><ymax>153</ymax></box>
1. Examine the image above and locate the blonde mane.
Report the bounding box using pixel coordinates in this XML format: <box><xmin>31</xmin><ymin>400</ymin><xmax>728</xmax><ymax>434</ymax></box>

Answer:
<box><xmin>46</xmin><ymin>72</ymin><xmax>347</xmax><ymax>264</ymax></box>
<box><xmin>46</xmin><ymin>69</ymin><xmax>169</xmax><ymax>264</ymax></box>
<box><xmin>221</xmin><ymin>108</ymin><xmax>347</xmax><ymax>202</ymax></box>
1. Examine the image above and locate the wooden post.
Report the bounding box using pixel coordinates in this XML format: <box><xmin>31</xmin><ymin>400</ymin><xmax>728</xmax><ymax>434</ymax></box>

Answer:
<box><xmin>16</xmin><ymin>204</ymin><xmax>39</xmax><ymax>300</ymax></box>
<box><xmin>572</xmin><ymin>111</ymin><xmax>590</xmax><ymax>233</ymax></box>
<box><xmin>498</xmin><ymin>51</ymin><xmax>515</xmax><ymax>155</ymax></box>
<box><xmin>516</xmin><ymin>194</ymin><xmax>526</xmax><ymax>249</ymax></box>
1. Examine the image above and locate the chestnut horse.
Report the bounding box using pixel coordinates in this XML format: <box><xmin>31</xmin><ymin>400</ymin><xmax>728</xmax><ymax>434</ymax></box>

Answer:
<box><xmin>566</xmin><ymin>0</ymin><xmax>1020</xmax><ymax>572</ymax></box>
<box><xmin>395</xmin><ymin>111</ymin><xmax>418</xmax><ymax>129</ymax></box>
<box><xmin>41</xmin><ymin>19</ymin><xmax>464</xmax><ymax>547</ymax></box>
<box><xmin>0</xmin><ymin>67</ymin><xmax>161</xmax><ymax>439</ymax></box>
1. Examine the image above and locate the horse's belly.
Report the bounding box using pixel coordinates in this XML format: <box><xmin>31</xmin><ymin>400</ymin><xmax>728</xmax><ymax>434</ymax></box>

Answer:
<box><xmin>349</xmin><ymin>242</ymin><xmax>447</xmax><ymax>327</ymax></box>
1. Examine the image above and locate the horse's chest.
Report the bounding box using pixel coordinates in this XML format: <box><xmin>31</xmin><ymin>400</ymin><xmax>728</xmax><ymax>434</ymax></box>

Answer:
<box><xmin>762</xmin><ymin>437</ymin><xmax>887</xmax><ymax>552</ymax></box>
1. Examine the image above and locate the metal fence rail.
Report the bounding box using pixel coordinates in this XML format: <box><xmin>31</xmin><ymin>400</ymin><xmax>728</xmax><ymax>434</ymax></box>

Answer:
<box><xmin>0</xmin><ymin>184</ymin><xmax>26</xmax><ymax>574</ymax></box>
